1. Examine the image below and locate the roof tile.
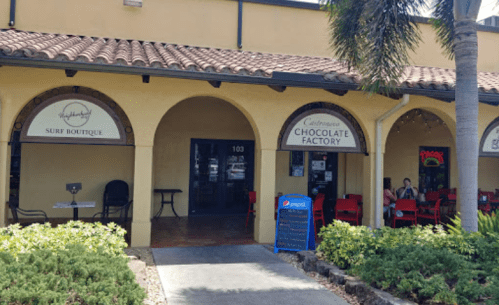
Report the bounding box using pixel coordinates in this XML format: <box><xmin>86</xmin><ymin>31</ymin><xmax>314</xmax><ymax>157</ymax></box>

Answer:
<box><xmin>2</xmin><ymin>29</ymin><xmax>499</xmax><ymax>96</ymax></box>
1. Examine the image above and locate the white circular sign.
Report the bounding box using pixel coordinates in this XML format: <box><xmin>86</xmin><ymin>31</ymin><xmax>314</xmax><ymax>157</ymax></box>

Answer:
<box><xmin>60</xmin><ymin>102</ymin><xmax>91</xmax><ymax>127</ymax></box>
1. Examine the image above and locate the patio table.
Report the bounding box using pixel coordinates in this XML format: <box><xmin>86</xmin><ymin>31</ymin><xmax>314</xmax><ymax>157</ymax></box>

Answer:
<box><xmin>54</xmin><ymin>201</ymin><xmax>96</xmax><ymax>221</ymax></box>
<box><xmin>154</xmin><ymin>189</ymin><xmax>182</xmax><ymax>219</ymax></box>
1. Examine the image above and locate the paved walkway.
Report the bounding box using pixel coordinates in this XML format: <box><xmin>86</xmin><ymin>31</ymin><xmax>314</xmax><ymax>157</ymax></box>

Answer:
<box><xmin>152</xmin><ymin>245</ymin><xmax>348</xmax><ymax>305</ymax></box>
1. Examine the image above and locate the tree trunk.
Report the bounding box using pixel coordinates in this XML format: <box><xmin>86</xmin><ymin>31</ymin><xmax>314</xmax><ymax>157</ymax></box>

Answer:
<box><xmin>453</xmin><ymin>15</ymin><xmax>479</xmax><ymax>232</ymax></box>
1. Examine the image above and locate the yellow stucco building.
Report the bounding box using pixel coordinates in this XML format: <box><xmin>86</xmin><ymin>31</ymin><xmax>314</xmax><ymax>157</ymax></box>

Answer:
<box><xmin>1</xmin><ymin>0</ymin><xmax>499</xmax><ymax>247</ymax></box>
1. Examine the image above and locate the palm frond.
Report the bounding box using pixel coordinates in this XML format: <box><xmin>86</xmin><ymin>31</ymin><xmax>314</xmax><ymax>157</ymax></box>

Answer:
<box><xmin>320</xmin><ymin>0</ymin><xmax>427</xmax><ymax>94</ymax></box>
<box><xmin>320</xmin><ymin>0</ymin><xmax>367</xmax><ymax>71</ymax></box>
<box><xmin>430</xmin><ymin>0</ymin><xmax>454</xmax><ymax>60</ymax></box>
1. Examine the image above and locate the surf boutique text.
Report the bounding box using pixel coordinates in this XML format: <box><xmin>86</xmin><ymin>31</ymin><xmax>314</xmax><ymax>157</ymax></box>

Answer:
<box><xmin>45</xmin><ymin>128</ymin><xmax>103</xmax><ymax>136</ymax></box>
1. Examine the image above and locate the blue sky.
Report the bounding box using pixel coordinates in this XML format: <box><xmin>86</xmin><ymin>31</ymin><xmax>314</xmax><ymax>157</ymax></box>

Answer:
<box><xmin>294</xmin><ymin>0</ymin><xmax>499</xmax><ymax>21</ymax></box>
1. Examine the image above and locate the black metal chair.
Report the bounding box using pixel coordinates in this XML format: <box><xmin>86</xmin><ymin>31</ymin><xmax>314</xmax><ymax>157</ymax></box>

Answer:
<box><xmin>92</xmin><ymin>200</ymin><xmax>132</xmax><ymax>225</ymax></box>
<box><xmin>8</xmin><ymin>200</ymin><xmax>49</xmax><ymax>225</ymax></box>
<box><xmin>92</xmin><ymin>180</ymin><xmax>132</xmax><ymax>242</ymax></box>
<box><xmin>101</xmin><ymin>180</ymin><xmax>130</xmax><ymax>218</ymax></box>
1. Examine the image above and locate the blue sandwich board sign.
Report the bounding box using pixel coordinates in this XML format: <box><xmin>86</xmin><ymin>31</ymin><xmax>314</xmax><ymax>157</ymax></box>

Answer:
<box><xmin>274</xmin><ymin>194</ymin><xmax>315</xmax><ymax>253</ymax></box>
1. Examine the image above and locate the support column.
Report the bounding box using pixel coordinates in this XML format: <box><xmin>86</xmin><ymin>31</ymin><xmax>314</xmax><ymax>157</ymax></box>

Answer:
<box><xmin>254</xmin><ymin>148</ymin><xmax>276</xmax><ymax>243</ymax></box>
<box><xmin>131</xmin><ymin>145</ymin><xmax>153</xmax><ymax>247</ymax></box>
<box><xmin>0</xmin><ymin>141</ymin><xmax>9</xmax><ymax>227</ymax></box>
<box><xmin>362</xmin><ymin>152</ymin><xmax>376</xmax><ymax>228</ymax></box>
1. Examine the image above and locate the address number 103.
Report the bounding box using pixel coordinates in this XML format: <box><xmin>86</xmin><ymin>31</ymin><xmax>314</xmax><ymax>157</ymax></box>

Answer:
<box><xmin>232</xmin><ymin>146</ymin><xmax>245</xmax><ymax>153</ymax></box>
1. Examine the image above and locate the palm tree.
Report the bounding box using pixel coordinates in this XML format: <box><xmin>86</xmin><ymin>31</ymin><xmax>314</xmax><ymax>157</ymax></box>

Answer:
<box><xmin>320</xmin><ymin>0</ymin><xmax>483</xmax><ymax>232</ymax></box>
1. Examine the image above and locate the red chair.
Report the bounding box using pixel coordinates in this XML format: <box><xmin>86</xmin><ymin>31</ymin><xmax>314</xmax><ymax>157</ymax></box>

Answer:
<box><xmin>347</xmin><ymin>194</ymin><xmax>363</xmax><ymax>203</ymax></box>
<box><xmin>417</xmin><ymin>199</ymin><xmax>442</xmax><ymax>225</ymax></box>
<box><xmin>445</xmin><ymin>193</ymin><xmax>457</xmax><ymax>216</ymax></box>
<box><xmin>392</xmin><ymin>199</ymin><xmax>418</xmax><ymax>228</ymax></box>
<box><xmin>245</xmin><ymin>191</ymin><xmax>256</xmax><ymax>228</ymax></box>
<box><xmin>423</xmin><ymin>191</ymin><xmax>440</xmax><ymax>214</ymax></box>
<box><xmin>313</xmin><ymin>194</ymin><xmax>326</xmax><ymax>237</ymax></box>
<box><xmin>347</xmin><ymin>194</ymin><xmax>363</xmax><ymax>218</ymax></box>
<box><xmin>438</xmin><ymin>188</ymin><xmax>450</xmax><ymax>197</ymax></box>
<box><xmin>425</xmin><ymin>191</ymin><xmax>440</xmax><ymax>203</ymax></box>
<box><xmin>478</xmin><ymin>191</ymin><xmax>494</xmax><ymax>214</ymax></box>
<box><xmin>335</xmin><ymin>198</ymin><xmax>362</xmax><ymax>226</ymax></box>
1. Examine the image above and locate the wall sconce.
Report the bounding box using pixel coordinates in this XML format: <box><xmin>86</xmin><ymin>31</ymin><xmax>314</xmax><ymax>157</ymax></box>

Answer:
<box><xmin>124</xmin><ymin>0</ymin><xmax>142</xmax><ymax>7</ymax></box>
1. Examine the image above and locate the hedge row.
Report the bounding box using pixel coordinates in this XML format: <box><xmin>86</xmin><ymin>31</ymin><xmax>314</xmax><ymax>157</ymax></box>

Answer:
<box><xmin>317</xmin><ymin>218</ymin><xmax>499</xmax><ymax>304</ymax></box>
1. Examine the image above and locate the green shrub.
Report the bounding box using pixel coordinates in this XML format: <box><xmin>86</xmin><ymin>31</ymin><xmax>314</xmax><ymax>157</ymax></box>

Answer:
<box><xmin>0</xmin><ymin>245</ymin><xmax>146</xmax><ymax>305</ymax></box>
<box><xmin>350</xmin><ymin>244</ymin><xmax>493</xmax><ymax>305</ymax></box>
<box><xmin>317</xmin><ymin>220</ymin><xmax>480</xmax><ymax>268</ymax></box>
<box><xmin>316</xmin><ymin>220</ymin><xmax>376</xmax><ymax>268</ymax></box>
<box><xmin>478</xmin><ymin>212</ymin><xmax>499</xmax><ymax>235</ymax></box>
<box><xmin>447</xmin><ymin>212</ymin><xmax>499</xmax><ymax>236</ymax></box>
<box><xmin>0</xmin><ymin>221</ymin><xmax>127</xmax><ymax>258</ymax></box>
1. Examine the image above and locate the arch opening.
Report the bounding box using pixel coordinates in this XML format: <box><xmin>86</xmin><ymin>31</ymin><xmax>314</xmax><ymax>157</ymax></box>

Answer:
<box><xmin>384</xmin><ymin>108</ymin><xmax>455</xmax><ymax>225</ymax></box>
<box><xmin>8</xmin><ymin>87</ymin><xmax>135</xmax><ymax>224</ymax></box>
<box><xmin>275</xmin><ymin>102</ymin><xmax>368</xmax><ymax>229</ymax></box>
<box><xmin>151</xmin><ymin>96</ymin><xmax>258</xmax><ymax>247</ymax></box>
<box><xmin>478</xmin><ymin>117</ymin><xmax>499</xmax><ymax>198</ymax></box>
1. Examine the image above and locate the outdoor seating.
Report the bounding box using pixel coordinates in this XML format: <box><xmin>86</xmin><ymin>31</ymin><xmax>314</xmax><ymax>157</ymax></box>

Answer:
<box><xmin>101</xmin><ymin>180</ymin><xmax>131</xmax><ymax>223</ymax></box>
<box><xmin>335</xmin><ymin>198</ymin><xmax>362</xmax><ymax>226</ymax></box>
<box><xmin>346</xmin><ymin>194</ymin><xmax>363</xmax><ymax>218</ymax></box>
<box><xmin>438</xmin><ymin>188</ymin><xmax>451</xmax><ymax>197</ymax></box>
<box><xmin>425</xmin><ymin>191</ymin><xmax>440</xmax><ymax>203</ymax></box>
<box><xmin>245</xmin><ymin>191</ymin><xmax>257</xmax><ymax>228</ymax></box>
<box><xmin>440</xmin><ymin>189</ymin><xmax>457</xmax><ymax>217</ymax></box>
<box><xmin>313</xmin><ymin>193</ymin><xmax>326</xmax><ymax>237</ymax></box>
<box><xmin>7</xmin><ymin>200</ymin><xmax>49</xmax><ymax>225</ymax></box>
<box><xmin>417</xmin><ymin>198</ymin><xmax>442</xmax><ymax>225</ymax></box>
<box><xmin>478</xmin><ymin>191</ymin><xmax>494</xmax><ymax>214</ymax></box>
<box><xmin>92</xmin><ymin>200</ymin><xmax>132</xmax><ymax>225</ymax></box>
<box><xmin>392</xmin><ymin>199</ymin><xmax>418</xmax><ymax>228</ymax></box>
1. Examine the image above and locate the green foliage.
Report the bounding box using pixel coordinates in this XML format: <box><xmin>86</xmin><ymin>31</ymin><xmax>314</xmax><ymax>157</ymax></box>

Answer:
<box><xmin>318</xmin><ymin>220</ymin><xmax>499</xmax><ymax>304</ymax></box>
<box><xmin>0</xmin><ymin>221</ymin><xmax>127</xmax><ymax>258</ymax></box>
<box><xmin>430</xmin><ymin>0</ymin><xmax>455</xmax><ymax>59</ymax></box>
<box><xmin>0</xmin><ymin>245</ymin><xmax>146</xmax><ymax>305</ymax></box>
<box><xmin>319</xmin><ymin>0</ymin><xmax>428</xmax><ymax>94</ymax></box>
<box><xmin>317</xmin><ymin>220</ymin><xmax>480</xmax><ymax>268</ymax></box>
<box><xmin>351</xmin><ymin>244</ymin><xmax>489</xmax><ymax>304</ymax></box>
<box><xmin>478</xmin><ymin>212</ymin><xmax>499</xmax><ymax>235</ymax></box>
<box><xmin>447</xmin><ymin>212</ymin><xmax>499</xmax><ymax>236</ymax></box>
<box><xmin>316</xmin><ymin>220</ymin><xmax>376</xmax><ymax>268</ymax></box>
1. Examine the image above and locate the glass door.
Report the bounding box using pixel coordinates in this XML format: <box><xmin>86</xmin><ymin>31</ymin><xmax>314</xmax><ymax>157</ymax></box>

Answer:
<box><xmin>308</xmin><ymin>152</ymin><xmax>338</xmax><ymax>223</ymax></box>
<box><xmin>189</xmin><ymin>139</ymin><xmax>254</xmax><ymax>215</ymax></box>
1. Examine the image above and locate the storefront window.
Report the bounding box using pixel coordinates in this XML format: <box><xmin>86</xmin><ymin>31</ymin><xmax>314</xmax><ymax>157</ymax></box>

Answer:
<box><xmin>418</xmin><ymin>146</ymin><xmax>449</xmax><ymax>193</ymax></box>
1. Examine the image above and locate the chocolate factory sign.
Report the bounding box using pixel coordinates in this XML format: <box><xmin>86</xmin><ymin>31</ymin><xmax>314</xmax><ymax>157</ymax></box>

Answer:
<box><xmin>280</xmin><ymin>109</ymin><xmax>362</xmax><ymax>153</ymax></box>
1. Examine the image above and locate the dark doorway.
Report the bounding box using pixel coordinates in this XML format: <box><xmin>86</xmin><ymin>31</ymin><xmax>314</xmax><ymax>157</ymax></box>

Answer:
<box><xmin>418</xmin><ymin>146</ymin><xmax>450</xmax><ymax>193</ymax></box>
<box><xmin>308</xmin><ymin>152</ymin><xmax>338</xmax><ymax>223</ymax></box>
<box><xmin>189</xmin><ymin>139</ymin><xmax>254</xmax><ymax>215</ymax></box>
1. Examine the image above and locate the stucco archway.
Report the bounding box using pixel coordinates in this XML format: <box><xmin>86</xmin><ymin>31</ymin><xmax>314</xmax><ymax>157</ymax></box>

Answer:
<box><xmin>150</xmin><ymin>96</ymin><xmax>259</xmax><ymax>247</ymax></box>
<box><xmin>384</xmin><ymin>108</ymin><xmax>455</xmax><ymax>209</ymax></box>
<box><xmin>7</xmin><ymin>86</ymin><xmax>135</xmax><ymax>223</ymax></box>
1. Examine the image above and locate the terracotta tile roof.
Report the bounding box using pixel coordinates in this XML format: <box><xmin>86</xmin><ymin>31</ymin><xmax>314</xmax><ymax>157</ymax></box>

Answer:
<box><xmin>1</xmin><ymin>29</ymin><xmax>499</xmax><ymax>97</ymax></box>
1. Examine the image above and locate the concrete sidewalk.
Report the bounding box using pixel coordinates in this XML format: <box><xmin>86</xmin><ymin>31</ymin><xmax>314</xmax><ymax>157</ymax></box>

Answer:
<box><xmin>152</xmin><ymin>245</ymin><xmax>349</xmax><ymax>305</ymax></box>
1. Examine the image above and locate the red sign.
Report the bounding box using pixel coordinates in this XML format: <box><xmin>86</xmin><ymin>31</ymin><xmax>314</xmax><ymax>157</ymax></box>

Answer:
<box><xmin>420</xmin><ymin>150</ymin><xmax>444</xmax><ymax>166</ymax></box>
